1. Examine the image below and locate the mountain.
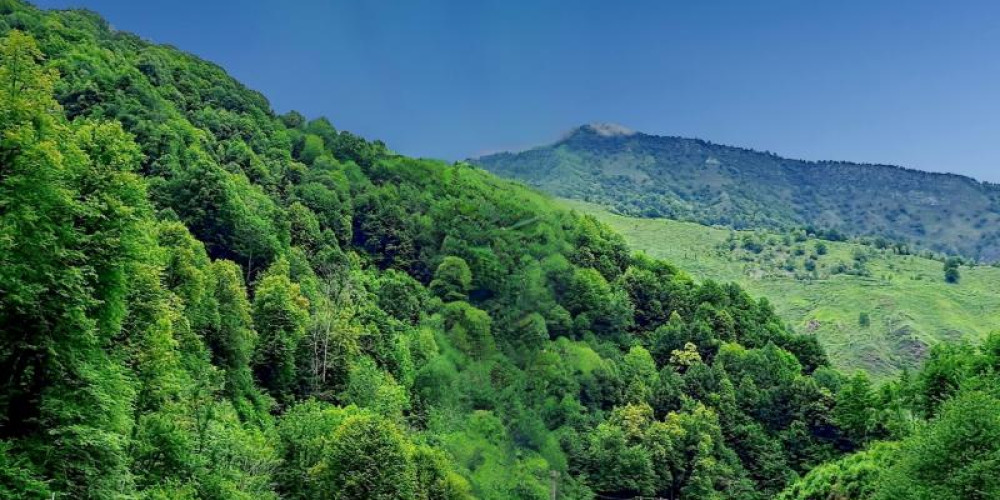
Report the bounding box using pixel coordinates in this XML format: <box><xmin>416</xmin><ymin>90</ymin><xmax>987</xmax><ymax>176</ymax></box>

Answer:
<box><xmin>473</xmin><ymin>123</ymin><xmax>1000</xmax><ymax>261</ymax></box>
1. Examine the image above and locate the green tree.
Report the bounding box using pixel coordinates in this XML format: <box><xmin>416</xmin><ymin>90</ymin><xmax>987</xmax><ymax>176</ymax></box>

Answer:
<box><xmin>441</xmin><ymin>301</ymin><xmax>494</xmax><ymax>360</ymax></box>
<box><xmin>621</xmin><ymin>345</ymin><xmax>659</xmax><ymax>403</ymax></box>
<box><xmin>341</xmin><ymin>357</ymin><xmax>409</xmax><ymax>419</ymax></box>
<box><xmin>834</xmin><ymin>372</ymin><xmax>881</xmax><ymax>447</ymax></box>
<box><xmin>584</xmin><ymin>421</ymin><xmax>655</xmax><ymax>496</ymax></box>
<box><xmin>252</xmin><ymin>259</ymin><xmax>310</xmax><ymax>404</ymax></box>
<box><xmin>299</xmin><ymin>134</ymin><xmax>324</xmax><ymax>165</ymax></box>
<box><xmin>563</xmin><ymin>267</ymin><xmax>634</xmax><ymax>340</ymax></box>
<box><xmin>208</xmin><ymin>259</ymin><xmax>263</xmax><ymax>417</ymax></box>
<box><xmin>876</xmin><ymin>391</ymin><xmax>1000</xmax><ymax>500</ymax></box>
<box><xmin>859</xmin><ymin>312</ymin><xmax>871</xmax><ymax>327</ymax></box>
<box><xmin>316</xmin><ymin>413</ymin><xmax>417</xmax><ymax>500</ymax></box>
<box><xmin>0</xmin><ymin>31</ymin><xmax>146</xmax><ymax>497</ymax></box>
<box><xmin>288</xmin><ymin>202</ymin><xmax>323</xmax><ymax>252</ymax></box>
<box><xmin>943</xmin><ymin>258</ymin><xmax>960</xmax><ymax>284</ymax></box>
<box><xmin>412</xmin><ymin>446</ymin><xmax>473</xmax><ymax>500</ymax></box>
<box><xmin>429</xmin><ymin>256</ymin><xmax>473</xmax><ymax>302</ymax></box>
<box><xmin>777</xmin><ymin>442</ymin><xmax>898</xmax><ymax>500</ymax></box>
<box><xmin>275</xmin><ymin>402</ymin><xmax>349</xmax><ymax>500</ymax></box>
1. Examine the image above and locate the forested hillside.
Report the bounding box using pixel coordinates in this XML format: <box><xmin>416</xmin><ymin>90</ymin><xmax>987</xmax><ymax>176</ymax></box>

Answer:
<box><xmin>1</xmin><ymin>2</ymin><xmax>998</xmax><ymax>499</ymax></box>
<box><xmin>778</xmin><ymin>335</ymin><xmax>1000</xmax><ymax>500</ymax></box>
<box><xmin>564</xmin><ymin>199</ymin><xmax>1000</xmax><ymax>378</ymax></box>
<box><xmin>473</xmin><ymin>124</ymin><xmax>1000</xmax><ymax>261</ymax></box>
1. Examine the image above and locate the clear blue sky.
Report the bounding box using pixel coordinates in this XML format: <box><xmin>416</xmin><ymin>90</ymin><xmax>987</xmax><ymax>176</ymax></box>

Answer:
<box><xmin>33</xmin><ymin>0</ymin><xmax>1000</xmax><ymax>181</ymax></box>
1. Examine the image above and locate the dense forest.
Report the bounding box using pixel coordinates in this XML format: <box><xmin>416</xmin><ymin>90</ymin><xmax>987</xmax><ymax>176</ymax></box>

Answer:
<box><xmin>0</xmin><ymin>2</ymin><xmax>998</xmax><ymax>499</ymax></box>
<box><xmin>473</xmin><ymin>123</ymin><xmax>1000</xmax><ymax>261</ymax></box>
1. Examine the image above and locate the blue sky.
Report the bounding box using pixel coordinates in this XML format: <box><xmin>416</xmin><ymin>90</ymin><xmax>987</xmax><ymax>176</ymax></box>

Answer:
<box><xmin>33</xmin><ymin>0</ymin><xmax>1000</xmax><ymax>181</ymax></box>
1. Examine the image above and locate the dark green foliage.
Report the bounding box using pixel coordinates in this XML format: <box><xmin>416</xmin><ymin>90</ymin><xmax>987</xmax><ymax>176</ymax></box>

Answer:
<box><xmin>474</xmin><ymin>124</ymin><xmax>1000</xmax><ymax>261</ymax></box>
<box><xmin>0</xmin><ymin>440</ymin><xmax>49</xmax><ymax>499</ymax></box>
<box><xmin>780</xmin><ymin>333</ymin><xmax>1000</xmax><ymax>499</ymax></box>
<box><xmin>834</xmin><ymin>372</ymin><xmax>886</xmax><ymax>446</ymax></box>
<box><xmin>943</xmin><ymin>257</ymin><xmax>961</xmax><ymax>283</ymax></box>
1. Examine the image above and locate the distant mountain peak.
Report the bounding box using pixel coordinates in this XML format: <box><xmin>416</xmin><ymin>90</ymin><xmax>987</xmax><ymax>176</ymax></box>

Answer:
<box><xmin>473</xmin><ymin>124</ymin><xmax>1000</xmax><ymax>261</ymax></box>
<box><xmin>568</xmin><ymin>122</ymin><xmax>637</xmax><ymax>138</ymax></box>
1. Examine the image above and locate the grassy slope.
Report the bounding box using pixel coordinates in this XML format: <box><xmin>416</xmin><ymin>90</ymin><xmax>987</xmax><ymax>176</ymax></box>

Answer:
<box><xmin>562</xmin><ymin>199</ymin><xmax>1000</xmax><ymax>378</ymax></box>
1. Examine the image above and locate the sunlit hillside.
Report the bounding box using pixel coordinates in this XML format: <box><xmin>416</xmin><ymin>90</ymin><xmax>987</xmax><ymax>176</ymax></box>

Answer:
<box><xmin>563</xmin><ymin>199</ymin><xmax>1000</xmax><ymax>378</ymax></box>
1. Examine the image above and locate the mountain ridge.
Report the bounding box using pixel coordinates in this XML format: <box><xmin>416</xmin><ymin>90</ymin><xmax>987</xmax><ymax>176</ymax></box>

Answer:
<box><xmin>473</xmin><ymin>124</ymin><xmax>1000</xmax><ymax>261</ymax></box>
<box><xmin>490</xmin><ymin>123</ymin><xmax>988</xmax><ymax>182</ymax></box>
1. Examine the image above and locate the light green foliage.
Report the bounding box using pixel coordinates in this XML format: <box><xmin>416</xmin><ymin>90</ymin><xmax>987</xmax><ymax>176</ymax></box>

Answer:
<box><xmin>318</xmin><ymin>413</ymin><xmax>418</xmax><ymax>500</ymax></box>
<box><xmin>252</xmin><ymin>259</ymin><xmax>310</xmax><ymax>404</ymax></box>
<box><xmin>430</xmin><ymin>255</ymin><xmax>473</xmax><ymax>301</ymax></box>
<box><xmin>374</xmin><ymin>269</ymin><xmax>428</xmax><ymax>324</ymax></box>
<box><xmin>566</xmin><ymin>199</ymin><xmax>1000</xmax><ymax>378</ymax></box>
<box><xmin>670</xmin><ymin>342</ymin><xmax>703</xmax><ymax>367</ymax></box>
<box><xmin>412</xmin><ymin>445</ymin><xmax>475</xmax><ymax>500</ymax></box>
<box><xmin>441</xmin><ymin>301</ymin><xmax>494</xmax><ymax>359</ymax></box>
<box><xmin>582</xmin><ymin>402</ymin><xmax>752</xmax><ymax>499</ymax></box>
<box><xmin>874</xmin><ymin>390</ymin><xmax>1000</xmax><ymax>500</ymax></box>
<box><xmin>562</xmin><ymin>266</ymin><xmax>634</xmax><ymax>340</ymax></box>
<box><xmin>288</xmin><ymin>201</ymin><xmax>323</xmax><ymax>252</ymax></box>
<box><xmin>777</xmin><ymin>442</ymin><xmax>899</xmax><ymax>500</ymax></box>
<box><xmin>207</xmin><ymin>259</ymin><xmax>261</xmax><ymax>413</ymax></box>
<box><xmin>621</xmin><ymin>346</ymin><xmax>658</xmax><ymax>402</ymax></box>
<box><xmin>0</xmin><ymin>29</ymin><xmax>144</xmax><ymax>496</ymax></box>
<box><xmin>341</xmin><ymin>356</ymin><xmax>409</xmax><ymax>419</ymax></box>
<box><xmin>299</xmin><ymin>134</ymin><xmax>324</xmax><ymax>165</ymax></box>
<box><xmin>275</xmin><ymin>401</ymin><xmax>352</xmax><ymax>499</ymax></box>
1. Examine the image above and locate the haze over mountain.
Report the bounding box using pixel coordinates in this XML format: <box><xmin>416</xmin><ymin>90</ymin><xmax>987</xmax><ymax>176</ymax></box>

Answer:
<box><xmin>474</xmin><ymin>124</ymin><xmax>1000</xmax><ymax>261</ymax></box>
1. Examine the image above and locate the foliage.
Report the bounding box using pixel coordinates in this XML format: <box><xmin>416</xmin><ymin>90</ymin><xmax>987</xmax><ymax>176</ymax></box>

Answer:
<box><xmin>430</xmin><ymin>256</ymin><xmax>473</xmax><ymax>302</ymax></box>
<box><xmin>780</xmin><ymin>333</ymin><xmax>1000</xmax><ymax>499</ymax></box>
<box><xmin>0</xmin><ymin>4</ymin><xmax>991</xmax><ymax>500</ymax></box>
<box><xmin>944</xmin><ymin>257</ymin><xmax>961</xmax><ymax>283</ymax></box>
<box><xmin>566</xmin><ymin>199</ymin><xmax>1000</xmax><ymax>378</ymax></box>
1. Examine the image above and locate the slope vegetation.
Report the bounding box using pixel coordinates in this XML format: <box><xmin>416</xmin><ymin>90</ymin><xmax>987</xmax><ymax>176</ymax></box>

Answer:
<box><xmin>563</xmin><ymin>199</ymin><xmax>1000</xmax><ymax>378</ymax></box>
<box><xmin>0</xmin><ymin>2</ymin><xmax>847</xmax><ymax>499</ymax></box>
<box><xmin>474</xmin><ymin>124</ymin><xmax>1000</xmax><ymax>261</ymax></box>
<box><xmin>2</xmin><ymin>2</ymin><xmax>999</xmax><ymax>499</ymax></box>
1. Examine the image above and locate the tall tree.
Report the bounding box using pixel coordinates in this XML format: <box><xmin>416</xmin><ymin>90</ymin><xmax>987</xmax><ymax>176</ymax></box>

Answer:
<box><xmin>252</xmin><ymin>259</ymin><xmax>309</xmax><ymax>405</ymax></box>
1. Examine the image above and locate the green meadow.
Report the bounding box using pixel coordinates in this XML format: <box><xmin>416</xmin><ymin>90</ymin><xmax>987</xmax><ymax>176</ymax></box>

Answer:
<box><xmin>563</xmin><ymin>199</ymin><xmax>1000</xmax><ymax>377</ymax></box>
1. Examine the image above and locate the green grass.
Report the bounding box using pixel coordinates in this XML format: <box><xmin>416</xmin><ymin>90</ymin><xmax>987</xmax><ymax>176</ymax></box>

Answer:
<box><xmin>562</xmin><ymin>199</ymin><xmax>1000</xmax><ymax>378</ymax></box>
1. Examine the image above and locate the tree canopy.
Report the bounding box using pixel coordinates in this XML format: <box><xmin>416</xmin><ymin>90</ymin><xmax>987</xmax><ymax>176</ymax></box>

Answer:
<box><xmin>0</xmin><ymin>3</ymin><xmax>993</xmax><ymax>499</ymax></box>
